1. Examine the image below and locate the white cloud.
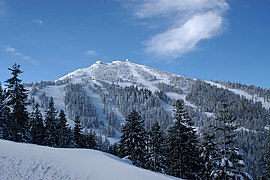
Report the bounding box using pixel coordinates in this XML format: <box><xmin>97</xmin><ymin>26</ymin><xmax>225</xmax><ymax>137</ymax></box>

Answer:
<box><xmin>145</xmin><ymin>12</ymin><xmax>223</xmax><ymax>58</ymax></box>
<box><xmin>3</xmin><ymin>45</ymin><xmax>33</xmax><ymax>63</ymax></box>
<box><xmin>31</xmin><ymin>19</ymin><xmax>44</xmax><ymax>26</ymax></box>
<box><xmin>126</xmin><ymin>0</ymin><xmax>229</xmax><ymax>59</ymax></box>
<box><xmin>84</xmin><ymin>50</ymin><xmax>97</xmax><ymax>56</ymax></box>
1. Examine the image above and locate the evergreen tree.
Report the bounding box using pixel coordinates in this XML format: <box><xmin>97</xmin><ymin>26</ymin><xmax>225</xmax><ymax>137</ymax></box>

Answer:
<box><xmin>5</xmin><ymin>64</ymin><xmax>31</xmax><ymax>142</ymax></box>
<box><xmin>166</xmin><ymin>99</ymin><xmax>202</xmax><ymax>179</ymax></box>
<box><xmin>43</xmin><ymin>97</ymin><xmax>58</xmax><ymax>147</ymax></box>
<box><xmin>201</xmin><ymin>132</ymin><xmax>218</xmax><ymax>179</ymax></box>
<box><xmin>0</xmin><ymin>84</ymin><xmax>12</xmax><ymax>140</ymax></box>
<box><xmin>211</xmin><ymin>103</ymin><xmax>251</xmax><ymax>179</ymax></box>
<box><xmin>56</xmin><ymin>109</ymin><xmax>74</xmax><ymax>148</ymax></box>
<box><xmin>67</xmin><ymin>127</ymin><xmax>75</xmax><ymax>148</ymax></box>
<box><xmin>73</xmin><ymin>116</ymin><xmax>83</xmax><ymax>148</ymax></box>
<box><xmin>30</xmin><ymin>103</ymin><xmax>45</xmax><ymax>145</ymax></box>
<box><xmin>0</xmin><ymin>83</ymin><xmax>5</xmax><ymax>138</ymax></box>
<box><xmin>0</xmin><ymin>83</ymin><xmax>4</xmax><ymax>108</ymax></box>
<box><xmin>147</xmin><ymin>121</ymin><xmax>166</xmax><ymax>173</ymax></box>
<box><xmin>118</xmin><ymin>110</ymin><xmax>147</xmax><ymax>168</ymax></box>
<box><xmin>82</xmin><ymin>130</ymin><xmax>97</xmax><ymax>149</ymax></box>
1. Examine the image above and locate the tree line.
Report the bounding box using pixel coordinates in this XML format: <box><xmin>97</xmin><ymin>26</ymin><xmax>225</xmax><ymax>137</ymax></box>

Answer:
<box><xmin>0</xmin><ymin>64</ymin><xmax>97</xmax><ymax>149</ymax></box>
<box><xmin>116</xmin><ymin>100</ymin><xmax>255</xmax><ymax>179</ymax></box>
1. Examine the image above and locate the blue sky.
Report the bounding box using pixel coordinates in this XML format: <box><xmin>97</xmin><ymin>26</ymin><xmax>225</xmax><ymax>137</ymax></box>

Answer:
<box><xmin>0</xmin><ymin>0</ymin><xmax>270</xmax><ymax>88</ymax></box>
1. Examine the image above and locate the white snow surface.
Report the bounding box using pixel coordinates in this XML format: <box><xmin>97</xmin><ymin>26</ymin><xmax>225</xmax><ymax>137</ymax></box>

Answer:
<box><xmin>0</xmin><ymin>140</ymin><xmax>180</xmax><ymax>180</ymax></box>
<box><xmin>58</xmin><ymin>60</ymin><xmax>172</xmax><ymax>90</ymax></box>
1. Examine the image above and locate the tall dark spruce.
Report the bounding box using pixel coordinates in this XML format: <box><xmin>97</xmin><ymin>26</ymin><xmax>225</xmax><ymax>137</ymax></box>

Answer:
<box><xmin>0</xmin><ymin>84</ymin><xmax>5</xmax><ymax>138</ymax></box>
<box><xmin>211</xmin><ymin>102</ymin><xmax>251</xmax><ymax>179</ymax></box>
<box><xmin>82</xmin><ymin>130</ymin><xmax>97</xmax><ymax>149</ymax></box>
<box><xmin>43</xmin><ymin>97</ymin><xmax>58</xmax><ymax>147</ymax></box>
<box><xmin>147</xmin><ymin>121</ymin><xmax>166</xmax><ymax>173</ymax></box>
<box><xmin>0</xmin><ymin>83</ymin><xmax>11</xmax><ymax>139</ymax></box>
<box><xmin>56</xmin><ymin>109</ymin><xmax>75</xmax><ymax>148</ymax></box>
<box><xmin>166</xmin><ymin>99</ymin><xmax>202</xmax><ymax>179</ymax></box>
<box><xmin>118</xmin><ymin>110</ymin><xmax>147</xmax><ymax>168</ymax></box>
<box><xmin>30</xmin><ymin>103</ymin><xmax>45</xmax><ymax>145</ymax></box>
<box><xmin>73</xmin><ymin>116</ymin><xmax>83</xmax><ymax>148</ymax></box>
<box><xmin>4</xmin><ymin>64</ymin><xmax>31</xmax><ymax>142</ymax></box>
<box><xmin>201</xmin><ymin>132</ymin><xmax>218</xmax><ymax>179</ymax></box>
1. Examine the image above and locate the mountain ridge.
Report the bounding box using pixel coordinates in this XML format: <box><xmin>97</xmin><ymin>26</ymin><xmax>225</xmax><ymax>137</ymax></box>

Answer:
<box><xmin>55</xmin><ymin>60</ymin><xmax>270</xmax><ymax>110</ymax></box>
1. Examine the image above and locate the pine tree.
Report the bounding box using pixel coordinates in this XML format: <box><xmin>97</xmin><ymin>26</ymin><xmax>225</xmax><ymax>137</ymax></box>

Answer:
<box><xmin>118</xmin><ymin>110</ymin><xmax>147</xmax><ymax>168</ymax></box>
<box><xmin>0</xmin><ymin>83</ymin><xmax>5</xmax><ymax>138</ymax></box>
<box><xmin>166</xmin><ymin>99</ymin><xmax>202</xmax><ymax>179</ymax></box>
<box><xmin>43</xmin><ymin>97</ymin><xmax>58</xmax><ymax>147</ymax></box>
<box><xmin>147</xmin><ymin>121</ymin><xmax>166</xmax><ymax>173</ymax></box>
<box><xmin>211</xmin><ymin>102</ymin><xmax>251</xmax><ymax>179</ymax></box>
<box><xmin>30</xmin><ymin>103</ymin><xmax>45</xmax><ymax>145</ymax></box>
<box><xmin>0</xmin><ymin>83</ymin><xmax>4</xmax><ymax>108</ymax></box>
<box><xmin>201</xmin><ymin>132</ymin><xmax>218</xmax><ymax>179</ymax></box>
<box><xmin>0</xmin><ymin>84</ymin><xmax>12</xmax><ymax>139</ymax></box>
<box><xmin>5</xmin><ymin>64</ymin><xmax>31</xmax><ymax>142</ymax></box>
<box><xmin>82</xmin><ymin>130</ymin><xmax>97</xmax><ymax>149</ymax></box>
<box><xmin>56</xmin><ymin>109</ymin><xmax>74</xmax><ymax>148</ymax></box>
<box><xmin>73</xmin><ymin>116</ymin><xmax>83</xmax><ymax>148</ymax></box>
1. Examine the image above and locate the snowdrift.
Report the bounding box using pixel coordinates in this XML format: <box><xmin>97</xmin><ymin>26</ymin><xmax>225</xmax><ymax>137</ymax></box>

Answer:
<box><xmin>0</xmin><ymin>140</ymin><xmax>179</xmax><ymax>180</ymax></box>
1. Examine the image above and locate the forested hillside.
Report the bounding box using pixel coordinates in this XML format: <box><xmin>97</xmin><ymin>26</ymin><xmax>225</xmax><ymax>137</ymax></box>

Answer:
<box><xmin>1</xmin><ymin>61</ymin><xmax>270</xmax><ymax>179</ymax></box>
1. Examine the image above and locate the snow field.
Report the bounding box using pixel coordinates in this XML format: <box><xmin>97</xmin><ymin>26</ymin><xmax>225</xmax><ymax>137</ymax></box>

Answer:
<box><xmin>0</xmin><ymin>140</ymin><xmax>180</xmax><ymax>180</ymax></box>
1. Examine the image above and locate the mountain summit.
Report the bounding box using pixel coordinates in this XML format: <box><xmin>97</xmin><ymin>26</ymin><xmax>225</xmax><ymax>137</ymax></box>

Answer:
<box><xmin>58</xmin><ymin>60</ymin><xmax>188</xmax><ymax>90</ymax></box>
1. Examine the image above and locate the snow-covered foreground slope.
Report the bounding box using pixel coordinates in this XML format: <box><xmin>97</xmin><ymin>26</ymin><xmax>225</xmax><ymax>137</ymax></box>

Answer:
<box><xmin>0</xmin><ymin>140</ymin><xmax>180</xmax><ymax>180</ymax></box>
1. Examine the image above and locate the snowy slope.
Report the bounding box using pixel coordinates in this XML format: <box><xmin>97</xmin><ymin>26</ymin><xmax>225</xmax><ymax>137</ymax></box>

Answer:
<box><xmin>26</xmin><ymin>85</ymin><xmax>75</xmax><ymax>127</ymax></box>
<box><xmin>0</xmin><ymin>140</ymin><xmax>180</xmax><ymax>180</ymax></box>
<box><xmin>205</xmin><ymin>81</ymin><xmax>270</xmax><ymax>109</ymax></box>
<box><xmin>59</xmin><ymin>60</ymin><xmax>178</xmax><ymax>89</ymax></box>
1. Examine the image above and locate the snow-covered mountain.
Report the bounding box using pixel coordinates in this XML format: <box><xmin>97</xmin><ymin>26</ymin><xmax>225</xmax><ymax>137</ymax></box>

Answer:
<box><xmin>27</xmin><ymin>60</ymin><xmax>198</xmax><ymax>137</ymax></box>
<box><xmin>25</xmin><ymin>60</ymin><xmax>270</xmax><ymax>137</ymax></box>
<box><xmin>0</xmin><ymin>140</ymin><xmax>179</xmax><ymax>180</ymax></box>
<box><xmin>22</xmin><ymin>60</ymin><xmax>270</xmax><ymax>178</ymax></box>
